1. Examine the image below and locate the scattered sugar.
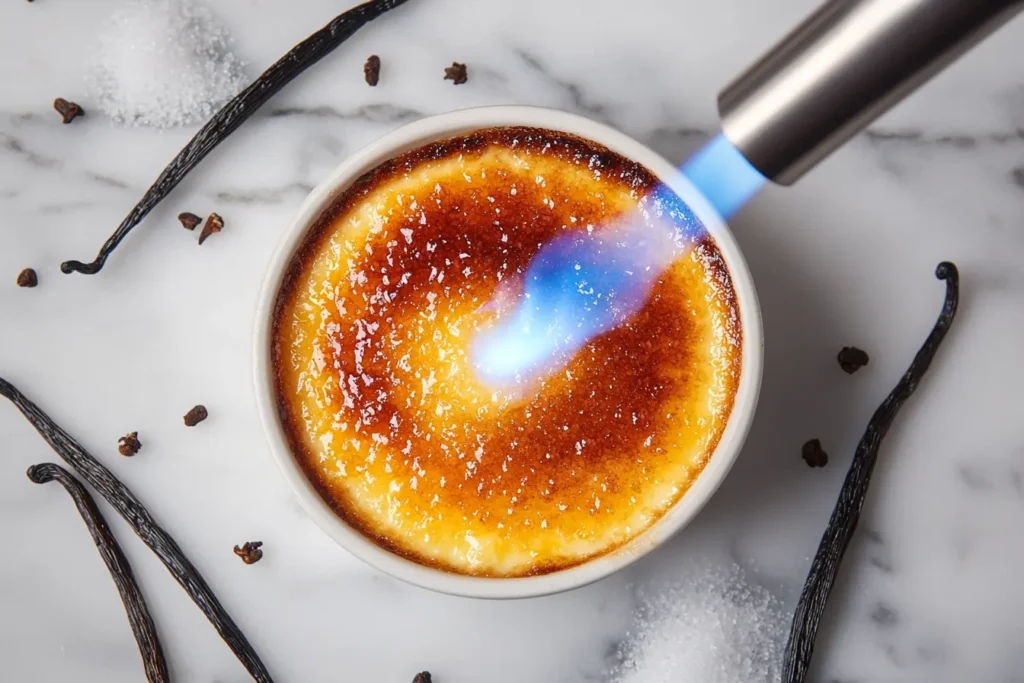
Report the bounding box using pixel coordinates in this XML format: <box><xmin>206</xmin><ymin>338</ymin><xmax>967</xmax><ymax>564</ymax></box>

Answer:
<box><xmin>87</xmin><ymin>0</ymin><xmax>248</xmax><ymax>128</ymax></box>
<box><xmin>610</xmin><ymin>564</ymin><xmax>786</xmax><ymax>683</ymax></box>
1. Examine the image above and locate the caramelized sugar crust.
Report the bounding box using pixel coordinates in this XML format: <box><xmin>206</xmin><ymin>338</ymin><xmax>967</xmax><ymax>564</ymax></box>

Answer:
<box><xmin>273</xmin><ymin>127</ymin><xmax>742</xmax><ymax>576</ymax></box>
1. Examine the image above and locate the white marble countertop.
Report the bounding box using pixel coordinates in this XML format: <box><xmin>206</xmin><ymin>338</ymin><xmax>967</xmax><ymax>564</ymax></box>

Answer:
<box><xmin>2</xmin><ymin>1</ymin><xmax>1024</xmax><ymax>681</ymax></box>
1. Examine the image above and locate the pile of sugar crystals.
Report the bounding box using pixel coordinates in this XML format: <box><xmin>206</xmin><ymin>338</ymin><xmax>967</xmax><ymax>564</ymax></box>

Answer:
<box><xmin>611</xmin><ymin>563</ymin><xmax>787</xmax><ymax>683</ymax></box>
<box><xmin>87</xmin><ymin>0</ymin><xmax>248</xmax><ymax>128</ymax></box>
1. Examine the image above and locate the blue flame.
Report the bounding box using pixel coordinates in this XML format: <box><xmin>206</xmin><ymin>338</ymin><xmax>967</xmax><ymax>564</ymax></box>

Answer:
<box><xmin>472</xmin><ymin>215</ymin><xmax>683</xmax><ymax>387</ymax></box>
<box><xmin>681</xmin><ymin>132</ymin><xmax>765</xmax><ymax>220</ymax></box>
<box><xmin>471</xmin><ymin>133</ymin><xmax>765</xmax><ymax>388</ymax></box>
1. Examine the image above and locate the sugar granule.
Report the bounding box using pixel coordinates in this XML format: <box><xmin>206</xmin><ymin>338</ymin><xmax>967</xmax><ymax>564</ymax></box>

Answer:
<box><xmin>87</xmin><ymin>0</ymin><xmax>248</xmax><ymax>128</ymax></box>
<box><xmin>611</xmin><ymin>564</ymin><xmax>786</xmax><ymax>683</ymax></box>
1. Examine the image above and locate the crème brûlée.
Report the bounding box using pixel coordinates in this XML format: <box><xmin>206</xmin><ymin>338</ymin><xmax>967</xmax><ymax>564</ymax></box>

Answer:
<box><xmin>272</xmin><ymin>126</ymin><xmax>742</xmax><ymax>577</ymax></box>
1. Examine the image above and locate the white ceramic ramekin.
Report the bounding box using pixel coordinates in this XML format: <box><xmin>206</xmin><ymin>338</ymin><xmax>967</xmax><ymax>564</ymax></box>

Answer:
<box><xmin>254</xmin><ymin>106</ymin><xmax>763</xmax><ymax>599</ymax></box>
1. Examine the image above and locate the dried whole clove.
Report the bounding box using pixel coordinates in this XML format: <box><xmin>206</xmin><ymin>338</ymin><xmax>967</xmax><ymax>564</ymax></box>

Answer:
<box><xmin>198</xmin><ymin>213</ymin><xmax>224</xmax><ymax>245</ymax></box>
<box><xmin>801</xmin><ymin>439</ymin><xmax>828</xmax><ymax>468</ymax></box>
<box><xmin>233</xmin><ymin>541</ymin><xmax>264</xmax><ymax>565</ymax></box>
<box><xmin>16</xmin><ymin>268</ymin><xmax>38</xmax><ymax>288</ymax></box>
<box><xmin>118</xmin><ymin>431</ymin><xmax>143</xmax><ymax>457</ymax></box>
<box><xmin>837</xmin><ymin>346</ymin><xmax>870</xmax><ymax>374</ymax></box>
<box><xmin>444</xmin><ymin>61</ymin><xmax>468</xmax><ymax>84</ymax></box>
<box><xmin>178</xmin><ymin>212</ymin><xmax>202</xmax><ymax>230</ymax></box>
<box><xmin>783</xmin><ymin>262</ymin><xmax>959</xmax><ymax>683</ymax></box>
<box><xmin>53</xmin><ymin>97</ymin><xmax>85</xmax><ymax>124</ymax></box>
<box><xmin>0</xmin><ymin>378</ymin><xmax>274</xmax><ymax>682</ymax></box>
<box><xmin>183</xmin><ymin>405</ymin><xmax>208</xmax><ymax>427</ymax></box>
<box><xmin>27</xmin><ymin>463</ymin><xmax>169</xmax><ymax>683</ymax></box>
<box><xmin>61</xmin><ymin>0</ymin><xmax>415</xmax><ymax>275</ymax></box>
<box><xmin>412</xmin><ymin>673</ymin><xmax>432</xmax><ymax>683</ymax></box>
<box><xmin>364</xmin><ymin>54</ymin><xmax>381</xmax><ymax>85</ymax></box>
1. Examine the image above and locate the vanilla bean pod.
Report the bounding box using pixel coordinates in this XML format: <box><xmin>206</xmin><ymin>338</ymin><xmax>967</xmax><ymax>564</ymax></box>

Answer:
<box><xmin>782</xmin><ymin>262</ymin><xmax>960</xmax><ymax>682</ymax></box>
<box><xmin>0</xmin><ymin>378</ymin><xmax>273</xmax><ymax>682</ymax></box>
<box><xmin>27</xmin><ymin>463</ymin><xmax>170</xmax><ymax>683</ymax></box>
<box><xmin>62</xmin><ymin>0</ymin><xmax>413</xmax><ymax>275</ymax></box>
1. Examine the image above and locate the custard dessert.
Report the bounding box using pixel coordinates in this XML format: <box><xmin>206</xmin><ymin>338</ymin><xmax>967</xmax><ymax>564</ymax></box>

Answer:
<box><xmin>272</xmin><ymin>126</ymin><xmax>742</xmax><ymax>577</ymax></box>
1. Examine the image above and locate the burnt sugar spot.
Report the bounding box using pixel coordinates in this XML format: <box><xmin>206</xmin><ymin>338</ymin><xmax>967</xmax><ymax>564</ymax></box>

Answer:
<box><xmin>272</xmin><ymin>126</ymin><xmax>742</xmax><ymax>576</ymax></box>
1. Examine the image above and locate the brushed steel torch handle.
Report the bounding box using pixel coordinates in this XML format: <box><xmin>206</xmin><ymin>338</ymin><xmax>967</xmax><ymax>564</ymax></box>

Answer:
<box><xmin>718</xmin><ymin>0</ymin><xmax>1024</xmax><ymax>185</ymax></box>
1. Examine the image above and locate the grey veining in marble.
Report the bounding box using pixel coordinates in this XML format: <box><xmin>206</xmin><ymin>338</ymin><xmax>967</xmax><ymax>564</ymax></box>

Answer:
<box><xmin>2</xmin><ymin>1</ymin><xmax>1024</xmax><ymax>682</ymax></box>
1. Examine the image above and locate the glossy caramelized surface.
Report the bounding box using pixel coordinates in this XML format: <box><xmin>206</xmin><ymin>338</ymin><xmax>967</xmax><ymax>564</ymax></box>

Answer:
<box><xmin>273</xmin><ymin>127</ymin><xmax>742</xmax><ymax>577</ymax></box>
